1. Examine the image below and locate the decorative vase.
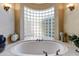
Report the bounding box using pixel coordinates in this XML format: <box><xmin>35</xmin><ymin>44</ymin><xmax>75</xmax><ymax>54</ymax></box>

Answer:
<box><xmin>11</xmin><ymin>33</ymin><xmax>19</xmax><ymax>42</ymax></box>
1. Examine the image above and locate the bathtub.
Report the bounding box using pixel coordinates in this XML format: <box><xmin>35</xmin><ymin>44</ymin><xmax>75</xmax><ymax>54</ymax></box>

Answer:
<box><xmin>10</xmin><ymin>40</ymin><xmax>68</xmax><ymax>56</ymax></box>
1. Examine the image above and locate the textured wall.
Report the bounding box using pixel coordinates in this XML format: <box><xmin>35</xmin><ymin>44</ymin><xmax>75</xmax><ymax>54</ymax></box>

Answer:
<box><xmin>15</xmin><ymin>3</ymin><xmax>65</xmax><ymax>40</ymax></box>
<box><xmin>20</xmin><ymin>3</ymin><xmax>59</xmax><ymax>40</ymax></box>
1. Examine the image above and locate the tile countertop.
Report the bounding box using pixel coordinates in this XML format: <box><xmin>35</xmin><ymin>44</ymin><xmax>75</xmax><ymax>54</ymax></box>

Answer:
<box><xmin>0</xmin><ymin>40</ymin><xmax>79</xmax><ymax>56</ymax></box>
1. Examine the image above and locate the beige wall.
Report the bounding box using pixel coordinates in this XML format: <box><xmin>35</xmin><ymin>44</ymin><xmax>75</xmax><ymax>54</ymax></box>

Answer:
<box><xmin>58</xmin><ymin>4</ymin><xmax>65</xmax><ymax>32</ymax></box>
<box><xmin>23</xmin><ymin>3</ymin><xmax>55</xmax><ymax>10</ymax></box>
<box><xmin>64</xmin><ymin>4</ymin><xmax>79</xmax><ymax>36</ymax></box>
<box><xmin>14</xmin><ymin>4</ymin><xmax>21</xmax><ymax>39</ymax></box>
<box><xmin>57</xmin><ymin>4</ymin><xmax>65</xmax><ymax>41</ymax></box>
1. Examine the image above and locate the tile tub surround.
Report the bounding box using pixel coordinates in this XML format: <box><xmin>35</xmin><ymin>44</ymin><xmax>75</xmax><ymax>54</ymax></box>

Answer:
<box><xmin>0</xmin><ymin>40</ymin><xmax>79</xmax><ymax>56</ymax></box>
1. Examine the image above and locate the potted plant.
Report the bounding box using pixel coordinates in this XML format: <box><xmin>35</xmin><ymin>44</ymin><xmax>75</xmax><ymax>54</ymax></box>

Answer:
<box><xmin>69</xmin><ymin>34</ymin><xmax>79</xmax><ymax>52</ymax></box>
<box><xmin>0</xmin><ymin>35</ymin><xmax>6</xmax><ymax>53</ymax></box>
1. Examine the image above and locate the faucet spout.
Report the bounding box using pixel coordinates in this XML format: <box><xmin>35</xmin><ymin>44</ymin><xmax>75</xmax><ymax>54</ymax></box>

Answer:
<box><xmin>56</xmin><ymin>49</ymin><xmax>60</xmax><ymax>56</ymax></box>
<box><xmin>43</xmin><ymin>51</ymin><xmax>48</xmax><ymax>56</ymax></box>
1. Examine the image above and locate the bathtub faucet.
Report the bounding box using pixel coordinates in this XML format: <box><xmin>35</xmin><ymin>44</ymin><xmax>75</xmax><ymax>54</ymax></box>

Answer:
<box><xmin>36</xmin><ymin>39</ymin><xmax>43</xmax><ymax>41</ymax></box>
<box><xmin>43</xmin><ymin>51</ymin><xmax>48</xmax><ymax>56</ymax></box>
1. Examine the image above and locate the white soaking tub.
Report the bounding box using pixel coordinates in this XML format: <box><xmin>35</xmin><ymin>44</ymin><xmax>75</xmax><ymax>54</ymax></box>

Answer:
<box><xmin>10</xmin><ymin>40</ymin><xmax>68</xmax><ymax>56</ymax></box>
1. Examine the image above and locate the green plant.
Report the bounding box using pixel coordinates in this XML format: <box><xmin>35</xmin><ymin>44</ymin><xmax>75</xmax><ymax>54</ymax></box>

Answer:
<box><xmin>69</xmin><ymin>34</ymin><xmax>79</xmax><ymax>48</ymax></box>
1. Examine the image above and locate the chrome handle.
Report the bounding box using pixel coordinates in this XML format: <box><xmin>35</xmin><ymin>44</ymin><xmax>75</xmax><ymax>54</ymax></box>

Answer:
<box><xmin>56</xmin><ymin>49</ymin><xmax>60</xmax><ymax>56</ymax></box>
<box><xmin>75</xmin><ymin>49</ymin><xmax>79</xmax><ymax>53</ymax></box>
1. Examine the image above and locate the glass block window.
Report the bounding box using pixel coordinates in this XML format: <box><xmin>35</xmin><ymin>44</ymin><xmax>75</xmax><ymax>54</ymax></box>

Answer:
<box><xmin>24</xmin><ymin>6</ymin><xmax>55</xmax><ymax>39</ymax></box>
